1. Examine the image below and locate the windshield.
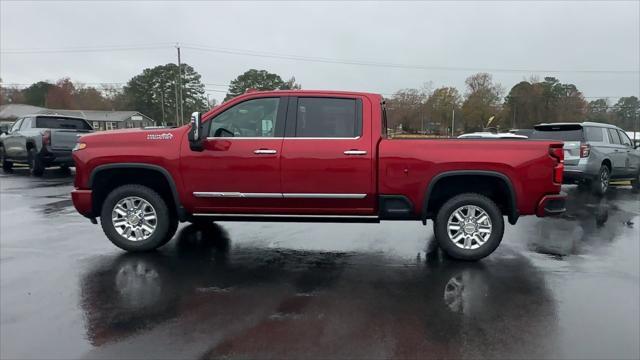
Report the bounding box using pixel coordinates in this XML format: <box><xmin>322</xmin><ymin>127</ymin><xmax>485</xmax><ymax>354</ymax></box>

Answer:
<box><xmin>36</xmin><ymin>117</ymin><xmax>92</xmax><ymax>130</ymax></box>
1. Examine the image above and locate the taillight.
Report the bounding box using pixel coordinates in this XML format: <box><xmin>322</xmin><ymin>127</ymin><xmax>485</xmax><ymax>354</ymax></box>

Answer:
<box><xmin>580</xmin><ymin>143</ymin><xmax>590</xmax><ymax>158</ymax></box>
<box><xmin>42</xmin><ymin>130</ymin><xmax>51</xmax><ymax>146</ymax></box>
<box><xmin>549</xmin><ymin>145</ymin><xmax>564</xmax><ymax>184</ymax></box>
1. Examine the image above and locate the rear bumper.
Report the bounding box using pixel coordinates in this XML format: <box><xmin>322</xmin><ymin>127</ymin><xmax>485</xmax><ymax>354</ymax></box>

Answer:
<box><xmin>536</xmin><ymin>192</ymin><xmax>567</xmax><ymax>217</ymax></box>
<box><xmin>563</xmin><ymin>159</ymin><xmax>599</xmax><ymax>183</ymax></box>
<box><xmin>41</xmin><ymin>148</ymin><xmax>74</xmax><ymax>166</ymax></box>
<box><xmin>71</xmin><ymin>189</ymin><xmax>94</xmax><ymax>218</ymax></box>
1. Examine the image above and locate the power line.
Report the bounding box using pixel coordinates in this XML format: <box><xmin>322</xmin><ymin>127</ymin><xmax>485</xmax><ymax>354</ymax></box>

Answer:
<box><xmin>0</xmin><ymin>43</ymin><xmax>174</xmax><ymax>54</ymax></box>
<box><xmin>2</xmin><ymin>42</ymin><xmax>638</xmax><ymax>74</ymax></box>
<box><xmin>181</xmin><ymin>43</ymin><xmax>640</xmax><ymax>75</ymax></box>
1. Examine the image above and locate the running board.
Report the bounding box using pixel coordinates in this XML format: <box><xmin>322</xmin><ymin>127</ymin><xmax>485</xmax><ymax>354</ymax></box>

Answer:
<box><xmin>192</xmin><ymin>213</ymin><xmax>381</xmax><ymax>223</ymax></box>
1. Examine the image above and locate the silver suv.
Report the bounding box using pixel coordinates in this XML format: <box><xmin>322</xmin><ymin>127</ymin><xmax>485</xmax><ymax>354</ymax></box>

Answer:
<box><xmin>530</xmin><ymin>122</ymin><xmax>640</xmax><ymax>195</ymax></box>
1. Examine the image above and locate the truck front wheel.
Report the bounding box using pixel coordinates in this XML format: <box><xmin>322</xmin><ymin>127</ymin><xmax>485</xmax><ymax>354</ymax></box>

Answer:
<box><xmin>433</xmin><ymin>193</ymin><xmax>504</xmax><ymax>261</ymax></box>
<box><xmin>100</xmin><ymin>185</ymin><xmax>177</xmax><ymax>252</ymax></box>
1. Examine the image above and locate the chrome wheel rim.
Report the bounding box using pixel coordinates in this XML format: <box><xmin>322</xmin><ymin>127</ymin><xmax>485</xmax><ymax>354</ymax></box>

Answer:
<box><xmin>447</xmin><ymin>205</ymin><xmax>492</xmax><ymax>250</ymax></box>
<box><xmin>112</xmin><ymin>197</ymin><xmax>157</xmax><ymax>241</ymax></box>
<box><xmin>601</xmin><ymin>168</ymin><xmax>609</xmax><ymax>192</ymax></box>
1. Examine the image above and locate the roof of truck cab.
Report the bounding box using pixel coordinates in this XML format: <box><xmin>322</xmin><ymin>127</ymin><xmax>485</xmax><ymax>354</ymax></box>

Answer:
<box><xmin>19</xmin><ymin>113</ymin><xmax>87</xmax><ymax>121</ymax></box>
<box><xmin>236</xmin><ymin>89</ymin><xmax>381</xmax><ymax>97</ymax></box>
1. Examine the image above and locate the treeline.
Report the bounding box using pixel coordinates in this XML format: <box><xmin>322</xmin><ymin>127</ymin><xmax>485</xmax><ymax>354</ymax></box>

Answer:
<box><xmin>386</xmin><ymin>73</ymin><xmax>639</xmax><ymax>135</ymax></box>
<box><xmin>0</xmin><ymin>66</ymin><xmax>300</xmax><ymax>126</ymax></box>
<box><xmin>1</xmin><ymin>67</ymin><xmax>638</xmax><ymax>132</ymax></box>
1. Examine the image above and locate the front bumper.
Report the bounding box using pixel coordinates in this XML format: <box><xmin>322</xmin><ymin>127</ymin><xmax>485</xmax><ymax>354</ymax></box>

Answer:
<box><xmin>536</xmin><ymin>192</ymin><xmax>567</xmax><ymax>217</ymax></box>
<box><xmin>71</xmin><ymin>189</ymin><xmax>93</xmax><ymax>218</ymax></box>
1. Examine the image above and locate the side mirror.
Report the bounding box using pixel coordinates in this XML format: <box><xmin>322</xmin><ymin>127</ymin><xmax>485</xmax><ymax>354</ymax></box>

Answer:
<box><xmin>188</xmin><ymin>112</ymin><xmax>204</xmax><ymax>151</ymax></box>
<box><xmin>0</xmin><ymin>125</ymin><xmax>8</xmax><ymax>135</ymax></box>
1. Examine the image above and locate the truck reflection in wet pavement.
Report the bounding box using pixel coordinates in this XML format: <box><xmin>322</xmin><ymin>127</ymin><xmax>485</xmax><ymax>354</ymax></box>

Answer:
<box><xmin>81</xmin><ymin>223</ymin><xmax>558</xmax><ymax>359</ymax></box>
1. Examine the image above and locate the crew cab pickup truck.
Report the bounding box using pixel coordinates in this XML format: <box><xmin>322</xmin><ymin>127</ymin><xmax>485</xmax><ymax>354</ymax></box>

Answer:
<box><xmin>1</xmin><ymin>114</ymin><xmax>93</xmax><ymax>176</ymax></box>
<box><xmin>71</xmin><ymin>90</ymin><xmax>566</xmax><ymax>260</ymax></box>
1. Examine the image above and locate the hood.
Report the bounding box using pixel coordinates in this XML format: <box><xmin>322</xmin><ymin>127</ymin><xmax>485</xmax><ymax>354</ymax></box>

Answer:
<box><xmin>78</xmin><ymin>126</ymin><xmax>188</xmax><ymax>145</ymax></box>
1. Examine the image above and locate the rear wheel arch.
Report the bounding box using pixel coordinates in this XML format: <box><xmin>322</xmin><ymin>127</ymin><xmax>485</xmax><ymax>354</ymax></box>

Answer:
<box><xmin>601</xmin><ymin>159</ymin><xmax>612</xmax><ymax>172</ymax></box>
<box><xmin>89</xmin><ymin>163</ymin><xmax>186</xmax><ymax>221</ymax></box>
<box><xmin>422</xmin><ymin>170</ymin><xmax>519</xmax><ymax>225</ymax></box>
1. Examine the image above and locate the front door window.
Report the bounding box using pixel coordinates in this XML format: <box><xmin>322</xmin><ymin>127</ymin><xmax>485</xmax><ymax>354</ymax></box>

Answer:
<box><xmin>209</xmin><ymin>98</ymin><xmax>280</xmax><ymax>138</ymax></box>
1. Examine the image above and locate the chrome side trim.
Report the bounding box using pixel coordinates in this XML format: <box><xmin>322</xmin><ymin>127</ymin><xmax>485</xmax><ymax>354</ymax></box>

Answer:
<box><xmin>283</xmin><ymin>193</ymin><xmax>367</xmax><ymax>199</ymax></box>
<box><xmin>206</xmin><ymin>137</ymin><xmax>283</xmax><ymax>140</ymax></box>
<box><xmin>193</xmin><ymin>213</ymin><xmax>379</xmax><ymax>219</ymax></box>
<box><xmin>285</xmin><ymin>136</ymin><xmax>361</xmax><ymax>140</ymax></box>
<box><xmin>193</xmin><ymin>192</ymin><xmax>283</xmax><ymax>198</ymax></box>
<box><xmin>193</xmin><ymin>192</ymin><xmax>367</xmax><ymax>199</ymax></box>
<box><xmin>204</xmin><ymin>136</ymin><xmax>360</xmax><ymax>140</ymax></box>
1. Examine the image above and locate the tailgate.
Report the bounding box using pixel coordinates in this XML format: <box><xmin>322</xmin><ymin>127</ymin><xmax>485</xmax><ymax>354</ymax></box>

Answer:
<box><xmin>50</xmin><ymin>129</ymin><xmax>92</xmax><ymax>150</ymax></box>
<box><xmin>562</xmin><ymin>141</ymin><xmax>581</xmax><ymax>165</ymax></box>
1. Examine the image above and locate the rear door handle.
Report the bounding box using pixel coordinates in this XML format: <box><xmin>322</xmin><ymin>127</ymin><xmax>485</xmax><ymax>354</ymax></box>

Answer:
<box><xmin>254</xmin><ymin>149</ymin><xmax>277</xmax><ymax>154</ymax></box>
<box><xmin>344</xmin><ymin>150</ymin><xmax>367</xmax><ymax>155</ymax></box>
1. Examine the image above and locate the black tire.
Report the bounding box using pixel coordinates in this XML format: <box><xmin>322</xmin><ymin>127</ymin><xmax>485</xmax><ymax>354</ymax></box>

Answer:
<box><xmin>158</xmin><ymin>218</ymin><xmax>179</xmax><ymax>247</ymax></box>
<box><xmin>632</xmin><ymin>171</ymin><xmax>640</xmax><ymax>193</ymax></box>
<box><xmin>0</xmin><ymin>146</ymin><xmax>13</xmax><ymax>172</ymax></box>
<box><xmin>100</xmin><ymin>184</ymin><xmax>177</xmax><ymax>252</ymax></box>
<box><xmin>591</xmin><ymin>165</ymin><xmax>610</xmax><ymax>196</ymax></box>
<box><xmin>28</xmin><ymin>148</ymin><xmax>44</xmax><ymax>176</ymax></box>
<box><xmin>433</xmin><ymin>193</ymin><xmax>505</xmax><ymax>261</ymax></box>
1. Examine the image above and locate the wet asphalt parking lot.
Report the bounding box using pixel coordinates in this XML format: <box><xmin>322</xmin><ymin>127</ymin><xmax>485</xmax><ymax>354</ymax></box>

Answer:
<box><xmin>1</xmin><ymin>168</ymin><xmax>639</xmax><ymax>360</ymax></box>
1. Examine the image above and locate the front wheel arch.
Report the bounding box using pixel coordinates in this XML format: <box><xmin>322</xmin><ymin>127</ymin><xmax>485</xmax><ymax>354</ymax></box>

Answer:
<box><xmin>89</xmin><ymin>163</ymin><xmax>187</xmax><ymax>221</ymax></box>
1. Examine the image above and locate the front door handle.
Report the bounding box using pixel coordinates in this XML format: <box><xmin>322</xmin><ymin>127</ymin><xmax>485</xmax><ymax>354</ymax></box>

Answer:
<box><xmin>344</xmin><ymin>150</ymin><xmax>367</xmax><ymax>155</ymax></box>
<box><xmin>254</xmin><ymin>149</ymin><xmax>277</xmax><ymax>154</ymax></box>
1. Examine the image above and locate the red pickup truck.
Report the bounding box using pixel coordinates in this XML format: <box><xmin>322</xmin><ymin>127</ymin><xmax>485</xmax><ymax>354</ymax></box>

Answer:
<box><xmin>71</xmin><ymin>90</ymin><xmax>566</xmax><ymax>260</ymax></box>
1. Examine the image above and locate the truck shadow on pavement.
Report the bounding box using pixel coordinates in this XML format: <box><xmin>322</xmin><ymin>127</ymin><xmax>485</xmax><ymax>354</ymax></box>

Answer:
<box><xmin>80</xmin><ymin>223</ymin><xmax>559</xmax><ymax>359</ymax></box>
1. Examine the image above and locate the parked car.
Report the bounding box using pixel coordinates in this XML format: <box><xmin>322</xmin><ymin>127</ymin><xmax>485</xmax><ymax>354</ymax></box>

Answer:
<box><xmin>458</xmin><ymin>132</ymin><xmax>528</xmax><ymax>139</ymax></box>
<box><xmin>71</xmin><ymin>90</ymin><xmax>566</xmax><ymax>261</ymax></box>
<box><xmin>0</xmin><ymin>114</ymin><xmax>93</xmax><ymax>176</ymax></box>
<box><xmin>529</xmin><ymin>122</ymin><xmax>640</xmax><ymax>195</ymax></box>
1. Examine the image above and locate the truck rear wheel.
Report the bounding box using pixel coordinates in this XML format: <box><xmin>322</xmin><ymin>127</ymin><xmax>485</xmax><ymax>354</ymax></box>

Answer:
<box><xmin>100</xmin><ymin>184</ymin><xmax>177</xmax><ymax>252</ymax></box>
<box><xmin>591</xmin><ymin>165</ymin><xmax>610</xmax><ymax>196</ymax></box>
<box><xmin>28</xmin><ymin>148</ymin><xmax>44</xmax><ymax>177</ymax></box>
<box><xmin>433</xmin><ymin>193</ymin><xmax>504</xmax><ymax>261</ymax></box>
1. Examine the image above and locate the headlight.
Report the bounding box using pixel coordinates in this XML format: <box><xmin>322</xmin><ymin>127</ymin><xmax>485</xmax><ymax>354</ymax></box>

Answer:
<box><xmin>72</xmin><ymin>142</ymin><xmax>87</xmax><ymax>151</ymax></box>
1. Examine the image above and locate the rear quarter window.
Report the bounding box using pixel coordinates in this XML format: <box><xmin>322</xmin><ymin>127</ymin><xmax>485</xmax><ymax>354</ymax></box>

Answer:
<box><xmin>584</xmin><ymin>127</ymin><xmax>604</xmax><ymax>142</ymax></box>
<box><xmin>35</xmin><ymin>117</ymin><xmax>92</xmax><ymax>130</ymax></box>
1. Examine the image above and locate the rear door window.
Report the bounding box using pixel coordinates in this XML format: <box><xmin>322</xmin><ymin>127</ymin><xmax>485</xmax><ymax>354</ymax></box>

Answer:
<box><xmin>295</xmin><ymin>98</ymin><xmax>361</xmax><ymax>138</ymax></box>
<box><xmin>35</xmin><ymin>117</ymin><xmax>92</xmax><ymax>130</ymax></box>
<box><xmin>607</xmin><ymin>128</ymin><xmax>621</xmax><ymax>145</ymax></box>
<box><xmin>584</xmin><ymin>127</ymin><xmax>604</xmax><ymax>142</ymax></box>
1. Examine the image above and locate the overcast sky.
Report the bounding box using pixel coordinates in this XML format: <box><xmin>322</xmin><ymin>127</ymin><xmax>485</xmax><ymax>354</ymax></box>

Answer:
<box><xmin>1</xmin><ymin>1</ymin><xmax>639</xmax><ymax>104</ymax></box>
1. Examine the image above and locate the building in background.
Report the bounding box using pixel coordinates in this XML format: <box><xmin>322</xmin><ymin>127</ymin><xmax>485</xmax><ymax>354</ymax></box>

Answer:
<box><xmin>0</xmin><ymin>104</ymin><xmax>155</xmax><ymax>130</ymax></box>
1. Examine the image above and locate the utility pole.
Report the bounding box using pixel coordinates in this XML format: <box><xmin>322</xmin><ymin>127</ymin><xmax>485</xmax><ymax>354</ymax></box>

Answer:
<box><xmin>174</xmin><ymin>81</ymin><xmax>179</xmax><ymax>126</ymax></box>
<box><xmin>512</xmin><ymin>104</ymin><xmax>516</xmax><ymax>129</ymax></box>
<box><xmin>451</xmin><ymin>107</ymin><xmax>455</xmax><ymax>137</ymax></box>
<box><xmin>176</xmin><ymin>43</ymin><xmax>184</xmax><ymax>125</ymax></box>
<box><xmin>160</xmin><ymin>89</ymin><xmax>165</xmax><ymax>126</ymax></box>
